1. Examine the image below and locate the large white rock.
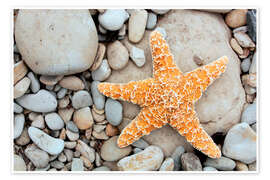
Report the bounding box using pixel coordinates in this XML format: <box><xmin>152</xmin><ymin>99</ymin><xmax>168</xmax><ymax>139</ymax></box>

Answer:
<box><xmin>16</xmin><ymin>89</ymin><xmax>57</xmax><ymax>113</ymax></box>
<box><xmin>15</xmin><ymin>10</ymin><xmax>98</xmax><ymax>75</ymax></box>
<box><xmin>28</xmin><ymin>126</ymin><xmax>64</xmax><ymax>155</ymax></box>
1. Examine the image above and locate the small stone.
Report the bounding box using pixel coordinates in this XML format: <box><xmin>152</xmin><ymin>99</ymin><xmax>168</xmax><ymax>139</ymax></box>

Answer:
<box><xmin>15</xmin><ymin>127</ymin><xmax>30</xmax><ymax>145</ymax></box>
<box><xmin>91</xmin><ymin>81</ymin><xmax>105</xmax><ymax>110</ymax></box>
<box><xmin>71</xmin><ymin>158</ymin><xmax>84</xmax><ymax>171</ymax></box>
<box><xmin>98</xmin><ymin>9</ymin><xmax>129</xmax><ymax>31</ymax></box>
<box><xmin>28</xmin><ymin>127</ymin><xmax>64</xmax><ymax>155</ymax></box>
<box><xmin>203</xmin><ymin>166</ymin><xmax>218</xmax><ymax>171</ymax></box>
<box><xmin>91</xmin><ymin>43</ymin><xmax>106</xmax><ymax>71</ymax></box>
<box><xmin>241</xmin><ymin>57</ymin><xmax>251</xmax><ymax>73</ymax></box>
<box><xmin>92</xmin><ymin>166</ymin><xmax>111</xmax><ymax>171</ymax></box>
<box><xmin>50</xmin><ymin>160</ymin><xmax>64</xmax><ymax>169</ymax></box>
<box><xmin>248</xmin><ymin>161</ymin><xmax>256</xmax><ymax>171</ymax></box>
<box><xmin>92</xmin><ymin>108</ymin><xmax>105</xmax><ymax>122</ymax></box>
<box><xmin>230</xmin><ymin>38</ymin><xmax>243</xmax><ymax>55</ymax></box>
<box><xmin>58</xmin><ymin>96</ymin><xmax>69</xmax><ymax>108</ymax></box>
<box><xmin>58</xmin><ymin>107</ymin><xmax>74</xmax><ymax>123</ymax></box>
<box><xmin>105</xmin><ymin>124</ymin><xmax>119</xmax><ymax>136</ymax></box>
<box><xmin>193</xmin><ymin>55</ymin><xmax>204</xmax><ymax>66</ymax></box>
<box><xmin>57</xmin><ymin>88</ymin><xmax>67</xmax><ymax>99</ymax></box>
<box><xmin>66</xmin><ymin>121</ymin><xmax>79</xmax><ymax>133</ymax></box>
<box><xmin>31</xmin><ymin>115</ymin><xmax>45</xmax><ymax>129</ymax></box>
<box><xmin>151</xmin><ymin>9</ymin><xmax>170</xmax><ymax>14</ymax></box>
<box><xmin>103</xmin><ymin>161</ymin><xmax>119</xmax><ymax>171</ymax></box>
<box><xmin>16</xmin><ymin>89</ymin><xmax>57</xmax><ymax>113</ymax></box>
<box><xmin>73</xmin><ymin>107</ymin><xmax>94</xmax><ymax>130</ymax></box>
<box><xmin>233</xmin><ymin>26</ymin><xmax>248</xmax><ymax>34</ymax></box>
<box><xmin>46</xmin><ymin>85</ymin><xmax>54</xmax><ymax>91</ymax></box>
<box><xmin>118</xmin><ymin>24</ymin><xmax>126</xmax><ymax>36</ymax></box>
<box><xmin>117</xmin><ymin>145</ymin><xmax>164</xmax><ymax>171</ymax></box>
<box><xmin>171</xmin><ymin>146</ymin><xmax>185</xmax><ymax>171</ymax></box>
<box><xmin>98</xmin><ymin>24</ymin><xmax>107</xmax><ymax>34</ymax></box>
<box><xmin>95</xmin><ymin>152</ymin><xmax>102</xmax><ymax>167</ymax></box>
<box><xmin>105</xmin><ymin>98</ymin><xmax>123</xmax><ymax>126</ymax></box>
<box><xmin>66</xmin><ymin>130</ymin><xmax>79</xmax><ymax>141</ymax></box>
<box><xmin>14</xmin><ymin>114</ymin><xmax>25</xmax><ymax>139</ymax></box>
<box><xmin>80</xmin><ymin>156</ymin><xmax>93</xmax><ymax>168</ymax></box>
<box><xmin>92</xmin><ymin>130</ymin><xmax>109</xmax><ymax>140</ymax></box>
<box><xmin>181</xmin><ymin>153</ymin><xmax>202</xmax><ymax>171</ymax></box>
<box><xmin>64</xmin><ymin>141</ymin><xmax>77</xmax><ymax>149</ymax></box>
<box><xmin>93</xmin><ymin>124</ymin><xmax>106</xmax><ymax>133</ymax></box>
<box><xmin>131</xmin><ymin>139</ymin><xmax>149</xmax><ymax>149</ymax></box>
<box><xmin>14</xmin><ymin>154</ymin><xmax>26</xmax><ymax>171</ymax></box>
<box><xmin>40</xmin><ymin>75</ymin><xmax>64</xmax><ymax>86</ymax></box>
<box><xmin>54</xmin><ymin>84</ymin><xmax>61</xmax><ymax>92</ymax></box>
<box><xmin>107</xmin><ymin>40</ymin><xmax>129</xmax><ymax>70</ymax></box>
<box><xmin>247</xmin><ymin>10</ymin><xmax>256</xmax><ymax>42</ymax></box>
<box><xmin>91</xmin><ymin>59</ymin><xmax>111</xmax><ymax>81</ymax></box>
<box><xmin>129</xmin><ymin>46</ymin><xmax>146</xmax><ymax>67</ymax></box>
<box><xmin>241</xmin><ymin>103</ymin><xmax>256</xmax><ymax>125</ymax></box>
<box><xmin>249</xmin><ymin>52</ymin><xmax>256</xmax><ymax>74</ymax></box>
<box><xmin>225</xmin><ymin>9</ymin><xmax>248</xmax><ymax>28</ymax></box>
<box><xmin>234</xmin><ymin>32</ymin><xmax>255</xmax><ymax>48</ymax></box>
<box><xmin>128</xmin><ymin>9</ymin><xmax>148</xmax><ymax>43</ymax></box>
<box><xmin>76</xmin><ymin>140</ymin><xmax>95</xmax><ymax>163</ymax></box>
<box><xmin>235</xmin><ymin>161</ymin><xmax>248</xmax><ymax>171</ymax></box>
<box><xmin>25</xmin><ymin>144</ymin><xmax>50</xmax><ymax>168</ymax></box>
<box><xmin>93</xmin><ymin>104</ymin><xmax>105</xmax><ymax>114</ymax></box>
<box><xmin>59</xmin><ymin>76</ymin><xmax>84</xmax><ymax>91</ymax></box>
<box><xmin>14</xmin><ymin>77</ymin><xmax>31</xmax><ymax>99</ymax></box>
<box><xmin>146</xmin><ymin>12</ymin><xmax>157</xmax><ymax>30</ymax></box>
<box><xmin>133</xmin><ymin>148</ymin><xmax>143</xmax><ymax>154</ymax></box>
<box><xmin>14</xmin><ymin>61</ymin><xmax>28</xmax><ymax>85</ymax></box>
<box><xmin>222</xmin><ymin>122</ymin><xmax>256</xmax><ymax>164</ymax></box>
<box><xmin>59</xmin><ymin>128</ymin><xmax>66</xmax><ymax>140</ymax></box>
<box><xmin>64</xmin><ymin>149</ymin><xmax>74</xmax><ymax>162</ymax></box>
<box><xmin>71</xmin><ymin>90</ymin><xmax>92</xmax><ymax>109</ymax></box>
<box><xmin>27</xmin><ymin>72</ymin><xmax>40</xmax><ymax>93</ymax></box>
<box><xmin>85</xmin><ymin>128</ymin><xmax>92</xmax><ymax>140</ymax></box>
<box><xmin>159</xmin><ymin>157</ymin><xmax>174</xmax><ymax>171</ymax></box>
<box><xmin>35</xmin><ymin>164</ymin><xmax>50</xmax><ymax>171</ymax></box>
<box><xmin>101</xmin><ymin>136</ymin><xmax>132</xmax><ymax>161</ymax></box>
<box><xmin>239</xmin><ymin>48</ymin><xmax>250</xmax><ymax>59</ymax></box>
<box><xmin>45</xmin><ymin>113</ymin><xmax>64</xmax><ymax>130</ymax></box>
<box><xmin>14</xmin><ymin>102</ymin><xmax>23</xmax><ymax>113</ymax></box>
<box><xmin>204</xmin><ymin>156</ymin><xmax>236</xmax><ymax>171</ymax></box>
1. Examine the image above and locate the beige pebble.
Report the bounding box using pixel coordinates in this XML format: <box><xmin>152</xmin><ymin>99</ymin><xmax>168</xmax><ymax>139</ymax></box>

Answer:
<box><xmin>239</xmin><ymin>48</ymin><xmax>250</xmax><ymax>59</ymax></box>
<box><xmin>31</xmin><ymin>115</ymin><xmax>45</xmax><ymax>129</ymax></box>
<box><xmin>58</xmin><ymin>96</ymin><xmax>70</xmax><ymax>108</ymax></box>
<box><xmin>107</xmin><ymin>40</ymin><xmax>129</xmax><ymax>70</ymax></box>
<box><xmin>76</xmin><ymin>140</ymin><xmax>95</xmax><ymax>163</ymax></box>
<box><xmin>92</xmin><ymin>130</ymin><xmax>109</xmax><ymax>140</ymax></box>
<box><xmin>59</xmin><ymin>128</ymin><xmax>66</xmax><ymax>140</ymax></box>
<box><xmin>92</xmin><ymin>108</ymin><xmax>105</xmax><ymax>122</ymax></box>
<box><xmin>93</xmin><ymin>105</ymin><xmax>104</xmax><ymax>114</ymax></box>
<box><xmin>59</xmin><ymin>76</ymin><xmax>84</xmax><ymax>91</ymax></box>
<box><xmin>235</xmin><ymin>161</ymin><xmax>248</xmax><ymax>171</ymax></box>
<box><xmin>90</xmin><ymin>43</ymin><xmax>106</xmax><ymax>71</ymax></box>
<box><xmin>105</xmin><ymin>124</ymin><xmax>119</xmax><ymax>136</ymax></box>
<box><xmin>64</xmin><ymin>141</ymin><xmax>77</xmax><ymax>149</ymax></box>
<box><xmin>225</xmin><ymin>9</ymin><xmax>248</xmax><ymax>28</ymax></box>
<box><xmin>230</xmin><ymin>38</ymin><xmax>243</xmax><ymax>55</ymax></box>
<box><xmin>80</xmin><ymin>156</ymin><xmax>93</xmax><ymax>168</ymax></box>
<box><xmin>40</xmin><ymin>75</ymin><xmax>64</xmax><ymax>86</ymax></box>
<box><xmin>73</xmin><ymin>107</ymin><xmax>94</xmax><ymax>130</ymax></box>
<box><xmin>14</xmin><ymin>77</ymin><xmax>31</xmax><ymax>99</ymax></box>
<box><xmin>14</xmin><ymin>61</ymin><xmax>28</xmax><ymax>85</ymax></box>
<box><xmin>58</xmin><ymin>107</ymin><xmax>74</xmax><ymax>123</ymax></box>
<box><xmin>85</xmin><ymin>128</ymin><xmax>93</xmax><ymax>140</ymax></box>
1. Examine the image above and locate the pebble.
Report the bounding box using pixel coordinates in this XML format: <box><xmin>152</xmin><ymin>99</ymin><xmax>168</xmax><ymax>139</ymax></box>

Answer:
<box><xmin>230</xmin><ymin>38</ymin><xmax>243</xmax><ymax>55</ymax></box>
<box><xmin>14</xmin><ymin>102</ymin><xmax>23</xmax><ymax>113</ymax></box>
<box><xmin>98</xmin><ymin>24</ymin><xmax>107</xmax><ymax>34</ymax></box>
<box><xmin>71</xmin><ymin>158</ymin><xmax>84</xmax><ymax>171</ymax></box>
<box><xmin>133</xmin><ymin>148</ymin><xmax>143</xmax><ymax>154</ymax></box>
<box><xmin>92</xmin><ymin>166</ymin><xmax>111</xmax><ymax>171</ymax></box>
<box><xmin>92</xmin><ymin>130</ymin><xmax>109</xmax><ymax>140</ymax></box>
<box><xmin>58</xmin><ymin>152</ymin><xmax>67</xmax><ymax>163</ymax></box>
<box><xmin>64</xmin><ymin>149</ymin><xmax>74</xmax><ymax>162</ymax></box>
<box><xmin>58</xmin><ymin>96</ymin><xmax>69</xmax><ymax>109</ymax></box>
<box><xmin>146</xmin><ymin>12</ymin><xmax>157</xmax><ymax>30</ymax></box>
<box><xmin>117</xmin><ymin>145</ymin><xmax>164</xmax><ymax>171</ymax></box>
<box><xmin>128</xmin><ymin>9</ymin><xmax>148</xmax><ymax>43</ymax></box>
<box><xmin>57</xmin><ymin>88</ymin><xmax>67</xmax><ymax>99</ymax></box>
<box><xmin>31</xmin><ymin>115</ymin><xmax>45</xmax><ymax>129</ymax></box>
<box><xmin>233</xmin><ymin>26</ymin><xmax>247</xmax><ymax>34</ymax></box>
<box><xmin>25</xmin><ymin>144</ymin><xmax>50</xmax><ymax>168</ymax></box>
<box><xmin>16</xmin><ymin>89</ymin><xmax>57</xmax><ymax>113</ymax></box>
<box><xmin>66</xmin><ymin>130</ymin><xmax>79</xmax><ymax>141</ymax></box>
<box><xmin>222</xmin><ymin>122</ymin><xmax>256</xmax><ymax>164</ymax></box>
<box><xmin>98</xmin><ymin>9</ymin><xmax>129</xmax><ymax>31</ymax></box>
<box><xmin>118</xmin><ymin>24</ymin><xmax>126</xmax><ymax>36</ymax></box>
<box><xmin>171</xmin><ymin>146</ymin><xmax>185</xmax><ymax>171</ymax></box>
<box><xmin>235</xmin><ymin>161</ymin><xmax>248</xmax><ymax>171</ymax></box>
<box><xmin>46</xmin><ymin>85</ymin><xmax>54</xmax><ymax>91</ymax></box>
<box><xmin>239</xmin><ymin>48</ymin><xmax>250</xmax><ymax>59</ymax></box>
<box><xmin>159</xmin><ymin>157</ymin><xmax>174</xmax><ymax>171</ymax></box>
<box><xmin>251</xmin><ymin>123</ymin><xmax>256</xmax><ymax>132</ymax></box>
<box><xmin>15</xmin><ymin>127</ymin><xmax>30</xmax><ymax>145</ymax></box>
<box><xmin>242</xmin><ymin>73</ymin><xmax>256</xmax><ymax>87</ymax></box>
<box><xmin>131</xmin><ymin>139</ymin><xmax>149</xmax><ymax>149</ymax></box>
<box><xmin>73</xmin><ymin>107</ymin><xmax>94</xmax><ymax>130</ymax></box>
<box><xmin>50</xmin><ymin>160</ymin><xmax>64</xmax><ymax>169</ymax></box>
<box><xmin>35</xmin><ymin>164</ymin><xmax>50</xmax><ymax>171</ymax></box>
<box><xmin>129</xmin><ymin>46</ymin><xmax>146</xmax><ymax>67</ymax></box>
<box><xmin>71</xmin><ymin>90</ymin><xmax>92</xmax><ymax>109</ymax></box>
<box><xmin>181</xmin><ymin>153</ymin><xmax>202</xmax><ymax>171</ymax></box>
<box><xmin>59</xmin><ymin>76</ymin><xmax>84</xmax><ymax>91</ymax></box>
<box><xmin>91</xmin><ymin>81</ymin><xmax>105</xmax><ymax>110</ymax></box>
<box><xmin>58</xmin><ymin>107</ymin><xmax>74</xmax><ymax>123</ymax></box>
<box><xmin>40</xmin><ymin>75</ymin><xmax>64</xmax><ymax>86</ymax></box>
<box><xmin>91</xmin><ymin>43</ymin><xmax>106</xmax><ymax>71</ymax></box>
<box><xmin>105</xmin><ymin>124</ymin><xmax>119</xmax><ymax>136</ymax></box>
<box><xmin>203</xmin><ymin>167</ymin><xmax>218</xmax><ymax>171</ymax></box>
<box><xmin>151</xmin><ymin>9</ymin><xmax>170</xmax><ymax>14</ymax></box>
<box><xmin>66</xmin><ymin>121</ymin><xmax>79</xmax><ymax>133</ymax></box>
<box><xmin>241</xmin><ymin>103</ymin><xmax>256</xmax><ymax>125</ymax></box>
<box><xmin>80</xmin><ymin>156</ymin><xmax>93</xmax><ymax>168</ymax></box>
<box><xmin>93</xmin><ymin>124</ymin><xmax>106</xmax><ymax>133</ymax></box>
<box><xmin>45</xmin><ymin>113</ymin><xmax>64</xmax><ymax>130</ymax></box>
<box><xmin>91</xmin><ymin>59</ymin><xmax>111</xmax><ymax>81</ymax></box>
<box><xmin>234</xmin><ymin>32</ymin><xmax>255</xmax><ymax>48</ymax></box>
<box><xmin>249</xmin><ymin>52</ymin><xmax>256</xmax><ymax>74</ymax></box>
<box><xmin>14</xmin><ymin>154</ymin><xmax>26</xmax><ymax>171</ymax></box>
<box><xmin>105</xmin><ymin>98</ymin><xmax>123</xmax><ymax>126</ymax></box>
<box><xmin>64</xmin><ymin>141</ymin><xmax>77</xmax><ymax>149</ymax></box>
<box><xmin>14</xmin><ymin>114</ymin><xmax>25</xmax><ymax>139</ymax></box>
<box><xmin>248</xmin><ymin>161</ymin><xmax>256</xmax><ymax>171</ymax></box>
<box><xmin>100</xmin><ymin>136</ymin><xmax>132</xmax><ymax>161</ymax></box>
<box><xmin>241</xmin><ymin>57</ymin><xmax>251</xmax><ymax>72</ymax></box>
<box><xmin>14</xmin><ymin>61</ymin><xmax>28</xmax><ymax>85</ymax></box>
<box><xmin>247</xmin><ymin>10</ymin><xmax>256</xmax><ymax>42</ymax></box>
<box><xmin>107</xmin><ymin>40</ymin><xmax>129</xmax><ymax>70</ymax></box>
<box><xmin>54</xmin><ymin>84</ymin><xmax>61</xmax><ymax>92</ymax></box>
<box><xmin>28</xmin><ymin>126</ymin><xmax>64</xmax><ymax>155</ymax></box>
<box><xmin>14</xmin><ymin>77</ymin><xmax>31</xmax><ymax>99</ymax></box>
<box><xmin>76</xmin><ymin>140</ymin><xmax>95</xmax><ymax>163</ymax></box>
<box><xmin>27</xmin><ymin>72</ymin><xmax>40</xmax><ymax>93</ymax></box>
<box><xmin>204</xmin><ymin>156</ymin><xmax>236</xmax><ymax>171</ymax></box>
<box><xmin>225</xmin><ymin>9</ymin><xmax>248</xmax><ymax>28</ymax></box>
<box><xmin>15</xmin><ymin>10</ymin><xmax>98</xmax><ymax>75</ymax></box>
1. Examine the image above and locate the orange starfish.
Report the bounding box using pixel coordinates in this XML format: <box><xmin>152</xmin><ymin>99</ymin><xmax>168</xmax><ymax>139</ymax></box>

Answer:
<box><xmin>98</xmin><ymin>31</ymin><xmax>228</xmax><ymax>158</ymax></box>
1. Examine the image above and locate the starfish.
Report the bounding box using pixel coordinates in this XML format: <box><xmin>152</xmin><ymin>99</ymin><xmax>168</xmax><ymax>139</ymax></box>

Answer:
<box><xmin>98</xmin><ymin>31</ymin><xmax>229</xmax><ymax>158</ymax></box>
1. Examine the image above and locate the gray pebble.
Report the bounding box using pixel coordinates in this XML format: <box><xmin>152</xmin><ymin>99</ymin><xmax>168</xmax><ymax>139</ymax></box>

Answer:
<box><xmin>181</xmin><ymin>153</ymin><xmax>202</xmax><ymax>171</ymax></box>
<box><xmin>204</xmin><ymin>156</ymin><xmax>236</xmax><ymax>171</ymax></box>
<box><xmin>27</xmin><ymin>72</ymin><xmax>40</xmax><ymax>93</ymax></box>
<box><xmin>54</xmin><ymin>84</ymin><xmax>61</xmax><ymax>92</ymax></box>
<box><xmin>25</xmin><ymin>144</ymin><xmax>50</xmax><ymax>168</ymax></box>
<box><xmin>203</xmin><ymin>166</ymin><xmax>218</xmax><ymax>171</ymax></box>
<box><xmin>45</xmin><ymin>112</ymin><xmax>64</xmax><ymax>130</ymax></box>
<box><xmin>50</xmin><ymin>160</ymin><xmax>64</xmax><ymax>169</ymax></box>
<box><xmin>249</xmin><ymin>52</ymin><xmax>256</xmax><ymax>74</ymax></box>
<box><xmin>92</xmin><ymin>166</ymin><xmax>111</xmax><ymax>171</ymax></box>
<box><xmin>91</xmin><ymin>81</ymin><xmax>105</xmax><ymax>110</ymax></box>
<box><xmin>91</xmin><ymin>59</ymin><xmax>111</xmax><ymax>81</ymax></box>
<box><xmin>171</xmin><ymin>146</ymin><xmax>185</xmax><ymax>171</ymax></box>
<box><xmin>46</xmin><ymin>85</ymin><xmax>54</xmax><ymax>91</ymax></box>
<box><xmin>133</xmin><ymin>148</ymin><xmax>143</xmax><ymax>154</ymax></box>
<box><xmin>71</xmin><ymin>158</ymin><xmax>84</xmax><ymax>171</ymax></box>
<box><xmin>57</xmin><ymin>88</ymin><xmax>67</xmax><ymax>99</ymax></box>
<box><xmin>146</xmin><ymin>12</ymin><xmax>157</xmax><ymax>29</ymax></box>
<box><xmin>72</xmin><ymin>90</ymin><xmax>93</xmax><ymax>109</ymax></box>
<box><xmin>241</xmin><ymin>103</ymin><xmax>256</xmax><ymax>125</ymax></box>
<box><xmin>131</xmin><ymin>139</ymin><xmax>149</xmax><ymax>149</ymax></box>
<box><xmin>105</xmin><ymin>98</ymin><xmax>123</xmax><ymax>126</ymax></box>
<box><xmin>64</xmin><ymin>149</ymin><xmax>74</xmax><ymax>162</ymax></box>
<box><xmin>241</xmin><ymin>57</ymin><xmax>251</xmax><ymax>73</ymax></box>
<box><xmin>14</xmin><ymin>102</ymin><xmax>23</xmax><ymax>113</ymax></box>
<box><xmin>14</xmin><ymin>114</ymin><xmax>25</xmax><ymax>139</ymax></box>
<box><xmin>66</xmin><ymin>121</ymin><xmax>79</xmax><ymax>133</ymax></box>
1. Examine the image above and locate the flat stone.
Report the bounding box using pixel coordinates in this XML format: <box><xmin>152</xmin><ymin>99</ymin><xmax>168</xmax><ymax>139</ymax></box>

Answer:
<box><xmin>225</xmin><ymin>9</ymin><xmax>248</xmax><ymax>28</ymax></box>
<box><xmin>14</xmin><ymin>113</ymin><xmax>25</xmax><ymax>139</ymax></box>
<box><xmin>230</xmin><ymin>38</ymin><xmax>243</xmax><ymax>55</ymax></box>
<box><xmin>107</xmin><ymin>40</ymin><xmax>129</xmax><ymax>70</ymax></box>
<box><xmin>241</xmin><ymin>103</ymin><xmax>256</xmax><ymax>125</ymax></box>
<box><xmin>73</xmin><ymin>107</ymin><xmax>94</xmax><ymax>130</ymax></box>
<box><xmin>159</xmin><ymin>157</ymin><xmax>174</xmax><ymax>171</ymax></box>
<box><xmin>129</xmin><ymin>46</ymin><xmax>146</xmax><ymax>67</ymax></box>
<box><xmin>64</xmin><ymin>141</ymin><xmax>77</xmax><ymax>149</ymax></box>
<box><xmin>105</xmin><ymin>124</ymin><xmax>119</xmax><ymax>136</ymax></box>
<box><xmin>45</xmin><ymin>112</ymin><xmax>64</xmax><ymax>130</ymax></box>
<box><xmin>204</xmin><ymin>156</ymin><xmax>236</xmax><ymax>171</ymax></box>
<box><xmin>14</xmin><ymin>154</ymin><xmax>27</xmax><ymax>171</ymax></box>
<box><xmin>14</xmin><ymin>102</ymin><xmax>23</xmax><ymax>113</ymax></box>
<box><xmin>15</xmin><ymin>10</ymin><xmax>98</xmax><ymax>75</ymax></box>
<box><xmin>28</xmin><ymin>126</ymin><xmax>64</xmax><ymax>155</ymax></box>
<box><xmin>72</xmin><ymin>90</ymin><xmax>92</xmax><ymax>109</ymax></box>
<box><xmin>25</xmin><ymin>144</ymin><xmax>50</xmax><ymax>168</ymax></box>
<box><xmin>50</xmin><ymin>160</ymin><xmax>64</xmax><ymax>169</ymax></box>
<box><xmin>58</xmin><ymin>95</ymin><xmax>69</xmax><ymax>108</ymax></box>
<box><xmin>71</xmin><ymin>158</ymin><xmax>84</xmax><ymax>171</ymax></box>
<box><xmin>27</xmin><ymin>72</ymin><xmax>40</xmax><ymax>93</ymax></box>
<box><xmin>16</xmin><ymin>89</ymin><xmax>57</xmax><ymax>113</ymax></box>
<box><xmin>59</xmin><ymin>76</ymin><xmax>84</xmax><ymax>91</ymax></box>
<box><xmin>91</xmin><ymin>59</ymin><xmax>111</xmax><ymax>81</ymax></box>
<box><xmin>105</xmin><ymin>98</ymin><xmax>123</xmax><ymax>126</ymax></box>
<box><xmin>91</xmin><ymin>81</ymin><xmax>105</xmax><ymax>110</ymax></box>
<box><xmin>14</xmin><ymin>61</ymin><xmax>28</xmax><ymax>85</ymax></box>
<box><xmin>14</xmin><ymin>77</ymin><xmax>31</xmax><ymax>99</ymax></box>
<box><xmin>92</xmin><ymin>130</ymin><xmax>109</xmax><ymax>140</ymax></box>
<box><xmin>181</xmin><ymin>153</ymin><xmax>202</xmax><ymax>171</ymax></box>
<box><xmin>66</xmin><ymin>121</ymin><xmax>79</xmax><ymax>133</ymax></box>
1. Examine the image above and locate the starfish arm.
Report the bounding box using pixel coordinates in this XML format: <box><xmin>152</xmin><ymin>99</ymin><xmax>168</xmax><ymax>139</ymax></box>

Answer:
<box><xmin>117</xmin><ymin>106</ymin><xmax>168</xmax><ymax>148</ymax></box>
<box><xmin>150</xmin><ymin>31</ymin><xmax>182</xmax><ymax>81</ymax></box>
<box><xmin>169</xmin><ymin>103</ymin><xmax>221</xmax><ymax>158</ymax></box>
<box><xmin>98</xmin><ymin>78</ymin><xmax>156</xmax><ymax>106</ymax></box>
<box><xmin>184</xmin><ymin>56</ymin><xmax>229</xmax><ymax>93</ymax></box>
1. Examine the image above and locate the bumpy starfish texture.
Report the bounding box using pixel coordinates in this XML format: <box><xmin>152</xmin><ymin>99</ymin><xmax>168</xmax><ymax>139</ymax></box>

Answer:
<box><xmin>98</xmin><ymin>31</ymin><xmax>229</xmax><ymax>158</ymax></box>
